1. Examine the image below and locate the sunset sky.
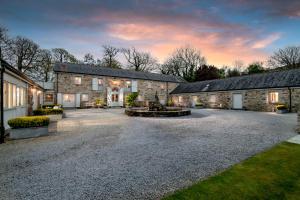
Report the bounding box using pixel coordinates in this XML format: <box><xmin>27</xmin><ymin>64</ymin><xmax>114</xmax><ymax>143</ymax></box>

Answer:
<box><xmin>1</xmin><ymin>0</ymin><xmax>299</xmax><ymax>67</ymax></box>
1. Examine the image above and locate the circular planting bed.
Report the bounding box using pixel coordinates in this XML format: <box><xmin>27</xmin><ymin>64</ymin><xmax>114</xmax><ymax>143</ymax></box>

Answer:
<box><xmin>125</xmin><ymin>107</ymin><xmax>191</xmax><ymax>117</ymax></box>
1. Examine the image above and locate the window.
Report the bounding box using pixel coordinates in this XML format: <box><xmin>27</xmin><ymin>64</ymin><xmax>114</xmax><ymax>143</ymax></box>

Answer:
<box><xmin>160</xmin><ymin>83</ymin><xmax>165</xmax><ymax>90</ymax></box>
<box><xmin>74</xmin><ymin>76</ymin><xmax>82</xmax><ymax>85</ymax></box>
<box><xmin>209</xmin><ymin>95</ymin><xmax>216</xmax><ymax>103</ymax></box>
<box><xmin>98</xmin><ymin>79</ymin><xmax>103</xmax><ymax>87</ymax></box>
<box><xmin>45</xmin><ymin>93</ymin><xmax>54</xmax><ymax>102</ymax></box>
<box><xmin>178</xmin><ymin>96</ymin><xmax>183</xmax><ymax>103</ymax></box>
<box><xmin>147</xmin><ymin>82</ymin><xmax>152</xmax><ymax>89</ymax></box>
<box><xmin>16</xmin><ymin>87</ymin><xmax>20</xmax><ymax>106</ymax></box>
<box><xmin>12</xmin><ymin>85</ymin><xmax>16</xmax><ymax>107</ymax></box>
<box><xmin>125</xmin><ymin>80</ymin><xmax>132</xmax><ymax>89</ymax></box>
<box><xmin>4</xmin><ymin>82</ymin><xmax>25</xmax><ymax>108</ymax></box>
<box><xmin>63</xmin><ymin>94</ymin><xmax>74</xmax><ymax>102</ymax></box>
<box><xmin>269</xmin><ymin>92</ymin><xmax>279</xmax><ymax>103</ymax></box>
<box><xmin>81</xmin><ymin>94</ymin><xmax>89</xmax><ymax>101</ymax></box>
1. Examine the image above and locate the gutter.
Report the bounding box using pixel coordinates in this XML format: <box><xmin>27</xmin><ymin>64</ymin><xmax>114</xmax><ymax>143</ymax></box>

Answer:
<box><xmin>0</xmin><ymin>58</ymin><xmax>5</xmax><ymax>143</ymax></box>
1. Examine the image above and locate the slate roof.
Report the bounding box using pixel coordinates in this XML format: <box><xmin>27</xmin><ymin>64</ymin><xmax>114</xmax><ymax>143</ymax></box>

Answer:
<box><xmin>171</xmin><ymin>68</ymin><xmax>300</xmax><ymax>94</ymax></box>
<box><xmin>53</xmin><ymin>63</ymin><xmax>185</xmax><ymax>83</ymax></box>
<box><xmin>1</xmin><ymin>59</ymin><xmax>43</xmax><ymax>89</ymax></box>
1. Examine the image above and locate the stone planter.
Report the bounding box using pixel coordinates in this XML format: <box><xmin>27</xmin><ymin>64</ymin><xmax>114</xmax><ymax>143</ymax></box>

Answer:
<box><xmin>9</xmin><ymin>126</ymin><xmax>49</xmax><ymax>140</ymax></box>
<box><xmin>46</xmin><ymin>114</ymin><xmax>63</xmax><ymax>122</ymax></box>
<box><xmin>276</xmin><ymin>109</ymin><xmax>289</xmax><ymax>114</ymax></box>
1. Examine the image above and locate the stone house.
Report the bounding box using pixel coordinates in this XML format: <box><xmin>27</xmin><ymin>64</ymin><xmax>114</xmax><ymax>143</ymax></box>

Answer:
<box><xmin>49</xmin><ymin>63</ymin><xmax>184</xmax><ymax>108</ymax></box>
<box><xmin>1</xmin><ymin>59</ymin><xmax>44</xmax><ymax>129</ymax></box>
<box><xmin>170</xmin><ymin>69</ymin><xmax>300</xmax><ymax>112</ymax></box>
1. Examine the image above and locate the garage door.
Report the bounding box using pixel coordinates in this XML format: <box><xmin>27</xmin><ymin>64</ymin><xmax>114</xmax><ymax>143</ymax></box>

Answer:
<box><xmin>233</xmin><ymin>94</ymin><xmax>243</xmax><ymax>109</ymax></box>
<box><xmin>62</xmin><ymin>94</ymin><xmax>75</xmax><ymax>108</ymax></box>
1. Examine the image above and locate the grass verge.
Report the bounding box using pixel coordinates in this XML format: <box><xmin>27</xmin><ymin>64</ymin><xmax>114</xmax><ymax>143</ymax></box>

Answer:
<box><xmin>163</xmin><ymin>142</ymin><xmax>300</xmax><ymax>200</ymax></box>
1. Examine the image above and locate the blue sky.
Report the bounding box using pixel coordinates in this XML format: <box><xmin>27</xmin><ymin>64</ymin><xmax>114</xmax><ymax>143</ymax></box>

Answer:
<box><xmin>1</xmin><ymin>0</ymin><xmax>299</xmax><ymax>66</ymax></box>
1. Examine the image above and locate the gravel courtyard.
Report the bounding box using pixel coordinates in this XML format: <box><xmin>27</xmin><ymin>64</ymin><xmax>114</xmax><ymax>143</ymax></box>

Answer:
<box><xmin>0</xmin><ymin>109</ymin><xmax>297</xmax><ymax>200</ymax></box>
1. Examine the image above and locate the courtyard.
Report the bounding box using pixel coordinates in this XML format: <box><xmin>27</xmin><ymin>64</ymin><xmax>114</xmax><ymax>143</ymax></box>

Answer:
<box><xmin>0</xmin><ymin>109</ymin><xmax>297</xmax><ymax>200</ymax></box>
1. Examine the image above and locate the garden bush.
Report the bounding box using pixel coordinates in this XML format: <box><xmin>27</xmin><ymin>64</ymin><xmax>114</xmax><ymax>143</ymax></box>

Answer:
<box><xmin>126</xmin><ymin>92</ymin><xmax>139</xmax><ymax>107</ymax></box>
<box><xmin>276</xmin><ymin>104</ymin><xmax>288</xmax><ymax>110</ymax></box>
<box><xmin>8</xmin><ymin>116</ymin><xmax>50</xmax><ymax>129</ymax></box>
<box><xmin>42</xmin><ymin>104</ymin><xmax>62</xmax><ymax>109</ymax></box>
<box><xmin>33</xmin><ymin>108</ymin><xmax>64</xmax><ymax>115</ymax></box>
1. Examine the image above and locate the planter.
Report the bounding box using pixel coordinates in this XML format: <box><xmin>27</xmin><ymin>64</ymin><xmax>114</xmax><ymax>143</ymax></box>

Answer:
<box><xmin>276</xmin><ymin>109</ymin><xmax>289</xmax><ymax>114</ymax></box>
<box><xmin>9</xmin><ymin>126</ymin><xmax>49</xmax><ymax>139</ymax></box>
<box><xmin>195</xmin><ymin>105</ymin><xmax>204</xmax><ymax>109</ymax></box>
<box><xmin>46</xmin><ymin>114</ymin><xmax>63</xmax><ymax>122</ymax></box>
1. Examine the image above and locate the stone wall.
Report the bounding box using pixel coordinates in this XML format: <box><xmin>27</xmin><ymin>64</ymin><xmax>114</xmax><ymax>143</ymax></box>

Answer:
<box><xmin>171</xmin><ymin>87</ymin><xmax>300</xmax><ymax>112</ymax></box>
<box><xmin>55</xmin><ymin>72</ymin><xmax>179</xmax><ymax>107</ymax></box>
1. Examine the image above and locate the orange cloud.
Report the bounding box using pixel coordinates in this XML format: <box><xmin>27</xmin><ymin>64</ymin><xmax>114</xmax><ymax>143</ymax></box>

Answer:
<box><xmin>107</xmin><ymin>23</ymin><xmax>274</xmax><ymax>66</ymax></box>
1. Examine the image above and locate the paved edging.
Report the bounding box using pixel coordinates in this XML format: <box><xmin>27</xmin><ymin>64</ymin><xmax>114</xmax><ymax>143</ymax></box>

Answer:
<box><xmin>287</xmin><ymin>135</ymin><xmax>300</xmax><ymax>144</ymax></box>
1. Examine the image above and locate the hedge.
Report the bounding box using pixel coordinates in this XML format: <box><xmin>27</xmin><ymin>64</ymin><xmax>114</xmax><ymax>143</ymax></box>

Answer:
<box><xmin>42</xmin><ymin>104</ymin><xmax>62</xmax><ymax>109</ymax></box>
<box><xmin>8</xmin><ymin>116</ymin><xmax>50</xmax><ymax>129</ymax></box>
<box><xmin>33</xmin><ymin>108</ymin><xmax>63</xmax><ymax>116</ymax></box>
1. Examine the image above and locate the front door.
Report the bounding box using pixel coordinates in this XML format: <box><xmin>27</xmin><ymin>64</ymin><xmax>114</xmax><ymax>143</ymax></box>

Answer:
<box><xmin>233</xmin><ymin>93</ymin><xmax>243</xmax><ymax>109</ymax></box>
<box><xmin>62</xmin><ymin>94</ymin><xmax>76</xmax><ymax>108</ymax></box>
<box><xmin>107</xmin><ymin>87</ymin><xmax>123</xmax><ymax>107</ymax></box>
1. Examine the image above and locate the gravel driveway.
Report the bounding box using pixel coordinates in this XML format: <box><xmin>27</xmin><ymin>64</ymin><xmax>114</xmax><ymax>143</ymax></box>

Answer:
<box><xmin>0</xmin><ymin>109</ymin><xmax>297</xmax><ymax>200</ymax></box>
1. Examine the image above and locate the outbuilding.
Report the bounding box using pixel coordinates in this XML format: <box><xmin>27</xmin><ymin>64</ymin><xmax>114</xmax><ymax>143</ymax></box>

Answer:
<box><xmin>170</xmin><ymin>69</ymin><xmax>300</xmax><ymax>112</ymax></box>
<box><xmin>0</xmin><ymin>59</ymin><xmax>44</xmax><ymax>129</ymax></box>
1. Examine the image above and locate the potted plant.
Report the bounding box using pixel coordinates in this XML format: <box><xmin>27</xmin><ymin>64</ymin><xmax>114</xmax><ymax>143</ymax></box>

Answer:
<box><xmin>126</xmin><ymin>92</ymin><xmax>139</xmax><ymax>107</ymax></box>
<box><xmin>8</xmin><ymin>116</ymin><xmax>50</xmax><ymax>139</ymax></box>
<box><xmin>33</xmin><ymin>108</ymin><xmax>64</xmax><ymax>121</ymax></box>
<box><xmin>276</xmin><ymin>104</ymin><xmax>289</xmax><ymax>114</ymax></box>
<box><xmin>195</xmin><ymin>102</ymin><xmax>204</xmax><ymax>109</ymax></box>
<box><xmin>95</xmin><ymin>98</ymin><xmax>104</xmax><ymax>108</ymax></box>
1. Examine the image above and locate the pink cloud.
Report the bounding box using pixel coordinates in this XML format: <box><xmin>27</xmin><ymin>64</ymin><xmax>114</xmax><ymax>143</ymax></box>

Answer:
<box><xmin>106</xmin><ymin>22</ymin><xmax>274</xmax><ymax>66</ymax></box>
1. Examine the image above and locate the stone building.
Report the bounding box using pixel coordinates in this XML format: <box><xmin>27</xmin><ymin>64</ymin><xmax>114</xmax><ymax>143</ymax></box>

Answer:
<box><xmin>170</xmin><ymin>69</ymin><xmax>300</xmax><ymax>112</ymax></box>
<box><xmin>50</xmin><ymin>63</ymin><xmax>184</xmax><ymax>108</ymax></box>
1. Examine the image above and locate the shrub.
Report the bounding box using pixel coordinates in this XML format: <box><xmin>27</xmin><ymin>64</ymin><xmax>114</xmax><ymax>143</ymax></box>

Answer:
<box><xmin>8</xmin><ymin>116</ymin><xmax>50</xmax><ymax>129</ymax></box>
<box><xmin>42</xmin><ymin>104</ymin><xmax>62</xmax><ymax>109</ymax></box>
<box><xmin>33</xmin><ymin>108</ymin><xmax>64</xmax><ymax>115</ymax></box>
<box><xmin>126</xmin><ymin>92</ymin><xmax>139</xmax><ymax>107</ymax></box>
<box><xmin>95</xmin><ymin>98</ymin><xmax>104</xmax><ymax>106</ymax></box>
<box><xmin>276</xmin><ymin>104</ymin><xmax>288</xmax><ymax>110</ymax></box>
<box><xmin>167</xmin><ymin>99</ymin><xmax>174</xmax><ymax>106</ymax></box>
<box><xmin>195</xmin><ymin>102</ymin><xmax>203</xmax><ymax>107</ymax></box>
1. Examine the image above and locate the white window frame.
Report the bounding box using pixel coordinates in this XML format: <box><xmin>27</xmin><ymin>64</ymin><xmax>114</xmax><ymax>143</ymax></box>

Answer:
<box><xmin>269</xmin><ymin>92</ymin><xmax>279</xmax><ymax>103</ymax></box>
<box><xmin>45</xmin><ymin>93</ymin><xmax>54</xmax><ymax>102</ymax></box>
<box><xmin>209</xmin><ymin>94</ymin><xmax>216</xmax><ymax>103</ymax></box>
<box><xmin>74</xmin><ymin>76</ymin><xmax>82</xmax><ymax>85</ymax></box>
<box><xmin>125</xmin><ymin>80</ymin><xmax>132</xmax><ymax>89</ymax></box>
<box><xmin>81</xmin><ymin>94</ymin><xmax>89</xmax><ymax>101</ymax></box>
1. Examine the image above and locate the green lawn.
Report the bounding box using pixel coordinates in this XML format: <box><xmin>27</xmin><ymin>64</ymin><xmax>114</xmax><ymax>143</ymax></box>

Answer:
<box><xmin>163</xmin><ymin>142</ymin><xmax>300</xmax><ymax>200</ymax></box>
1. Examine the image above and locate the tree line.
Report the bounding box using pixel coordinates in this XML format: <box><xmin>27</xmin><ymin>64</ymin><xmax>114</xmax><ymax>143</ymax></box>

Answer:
<box><xmin>1</xmin><ymin>26</ymin><xmax>300</xmax><ymax>83</ymax></box>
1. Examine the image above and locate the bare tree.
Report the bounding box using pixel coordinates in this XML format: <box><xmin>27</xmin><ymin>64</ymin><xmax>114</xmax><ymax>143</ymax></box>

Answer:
<box><xmin>83</xmin><ymin>53</ymin><xmax>95</xmax><ymax>65</ymax></box>
<box><xmin>101</xmin><ymin>45</ymin><xmax>121</xmax><ymax>68</ymax></box>
<box><xmin>8</xmin><ymin>36</ymin><xmax>39</xmax><ymax>72</ymax></box>
<box><xmin>29</xmin><ymin>49</ymin><xmax>53</xmax><ymax>82</ymax></box>
<box><xmin>52</xmin><ymin>48</ymin><xmax>78</xmax><ymax>63</ymax></box>
<box><xmin>160</xmin><ymin>46</ymin><xmax>206</xmax><ymax>82</ymax></box>
<box><xmin>268</xmin><ymin>46</ymin><xmax>300</xmax><ymax>68</ymax></box>
<box><xmin>0</xmin><ymin>26</ymin><xmax>10</xmax><ymax>60</ymax></box>
<box><xmin>122</xmin><ymin>47</ymin><xmax>158</xmax><ymax>72</ymax></box>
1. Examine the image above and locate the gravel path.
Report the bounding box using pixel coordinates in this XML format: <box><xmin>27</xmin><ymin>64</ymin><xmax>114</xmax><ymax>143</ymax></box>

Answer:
<box><xmin>0</xmin><ymin>109</ymin><xmax>297</xmax><ymax>200</ymax></box>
